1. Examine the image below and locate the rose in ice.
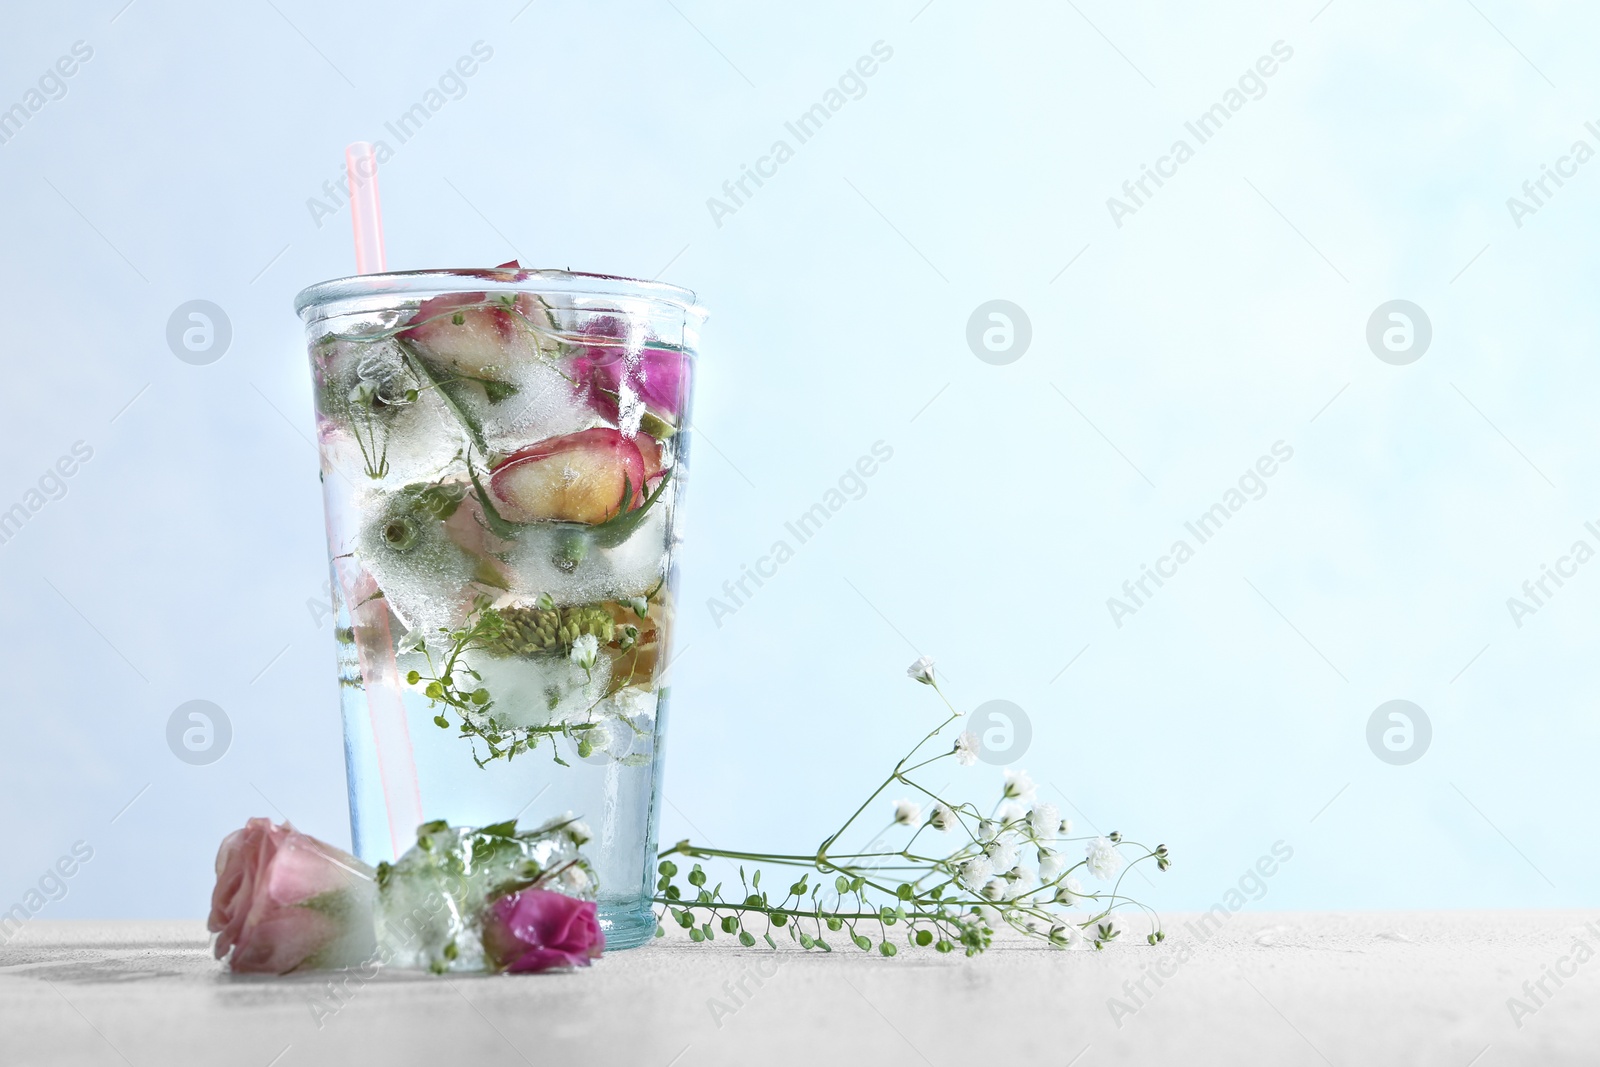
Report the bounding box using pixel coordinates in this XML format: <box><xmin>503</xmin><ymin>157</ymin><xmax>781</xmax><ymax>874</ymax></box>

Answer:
<box><xmin>208</xmin><ymin>818</ymin><xmax>377</xmax><ymax>975</ymax></box>
<box><xmin>482</xmin><ymin>887</ymin><xmax>606</xmax><ymax>973</ymax></box>
<box><xmin>571</xmin><ymin>317</ymin><xmax>690</xmax><ymax>426</ymax></box>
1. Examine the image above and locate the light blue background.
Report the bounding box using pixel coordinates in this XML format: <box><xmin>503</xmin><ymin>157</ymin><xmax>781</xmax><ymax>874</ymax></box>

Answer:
<box><xmin>1</xmin><ymin>0</ymin><xmax>1594</xmax><ymax>920</ymax></box>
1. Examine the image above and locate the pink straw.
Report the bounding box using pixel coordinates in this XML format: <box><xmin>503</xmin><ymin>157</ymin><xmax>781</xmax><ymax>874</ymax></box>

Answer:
<box><xmin>346</xmin><ymin>142</ymin><xmax>387</xmax><ymax>274</ymax></box>
<box><xmin>341</xmin><ymin>141</ymin><xmax>422</xmax><ymax>859</ymax></box>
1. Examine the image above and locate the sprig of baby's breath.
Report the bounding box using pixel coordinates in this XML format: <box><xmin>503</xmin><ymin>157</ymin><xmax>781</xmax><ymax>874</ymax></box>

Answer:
<box><xmin>404</xmin><ymin>597</ymin><xmax>594</xmax><ymax>768</ymax></box>
<box><xmin>652</xmin><ymin>659</ymin><xmax>1169</xmax><ymax>956</ymax></box>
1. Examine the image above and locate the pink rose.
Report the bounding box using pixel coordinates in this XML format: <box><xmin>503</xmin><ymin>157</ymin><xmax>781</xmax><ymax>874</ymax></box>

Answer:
<box><xmin>481</xmin><ymin>888</ymin><xmax>605</xmax><ymax>973</ymax></box>
<box><xmin>208</xmin><ymin>818</ymin><xmax>376</xmax><ymax>975</ymax></box>
<box><xmin>572</xmin><ymin>317</ymin><xmax>690</xmax><ymax>424</ymax></box>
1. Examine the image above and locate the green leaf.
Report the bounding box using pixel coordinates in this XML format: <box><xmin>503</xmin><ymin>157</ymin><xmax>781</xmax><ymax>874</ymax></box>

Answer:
<box><xmin>720</xmin><ymin>916</ymin><xmax>739</xmax><ymax>934</ymax></box>
<box><xmin>658</xmin><ymin>860</ymin><xmax>678</xmax><ymax>876</ymax></box>
<box><xmin>853</xmin><ymin>934</ymin><xmax>871</xmax><ymax>951</ymax></box>
<box><xmin>480</xmin><ymin>378</ymin><xmax>519</xmax><ymax>403</ymax></box>
<box><xmin>465</xmin><ymin>451</ymin><xmax>522</xmax><ymax>541</ymax></box>
<box><xmin>772</xmin><ymin>912</ymin><xmax>788</xmax><ymax>927</ymax></box>
<box><xmin>825</xmin><ymin>917</ymin><xmax>842</xmax><ymax>931</ymax></box>
<box><xmin>764</xmin><ymin>933</ymin><xmax>777</xmax><ymax>949</ymax></box>
<box><xmin>879</xmin><ymin>906</ymin><xmax>898</xmax><ymax>926</ymax></box>
<box><xmin>478</xmin><ymin>819</ymin><xmax>517</xmax><ymax>837</ymax></box>
<box><xmin>689</xmin><ymin>927</ymin><xmax>705</xmax><ymax>942</ymax></box>
<box><xmin>395</xmin><ymin>337</ymin><xmax>488</xmax><ymax>455</ymax></box>
<box><xmin>915</xmin><ymin>929</ymin><xmax>933</xmax><ymax>947</ymax></box>
<box><xmin>896</xmin><ymin>883</ymin><xmax>914</xmax><ymax>901</ymax></box>
<box><xmin>739</xmin><ymin>931</ymin><xmax>756</xmax><ymax>947</ymax></box>
<box><xmin>879</xmin><ymin>941</ymin><xmax>897</xmax><ymax>957</ymax></box>
<box><xmin>751</xmin><ymin>870</ymin><xmax>760</xmax><ymax>888</ymax></box>
<box><xmin>835</xmin><ymin>875</ymin><xmax>850</xmax><ymax>894</ymax></box>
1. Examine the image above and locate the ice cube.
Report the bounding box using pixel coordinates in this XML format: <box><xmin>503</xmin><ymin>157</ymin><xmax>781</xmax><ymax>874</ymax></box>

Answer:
<box><xmin>480</xmin><ymin>356</ymin><xmax>599</xmax><ymax>455</ymax></box>
<box><xmin>374</xmin><ymin>818</ymin><xmax>595</xmax><ymax>973</ymax></box>
<box><xmin>455</xmin><ymin>647</ymin><xmax>612</xmax><ymax>732</ymax></box>
<box><xmin>357</xmin><ymin>487</ymin><xmax>492</xmax><ymax>634</ymax></box>
<box><xmin>495</xmin><ymin>505</ymin><xmax>671</xmax><ymax>604</ymax></box>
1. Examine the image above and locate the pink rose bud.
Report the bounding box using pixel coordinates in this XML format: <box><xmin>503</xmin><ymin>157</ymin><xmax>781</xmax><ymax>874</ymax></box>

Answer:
<box><xmin>207</xmin><ymin>818</ymin><xmax>377</xmax><ymax>975</ymax></box>
<box><xmin>481</xmin><ymin>888</ymin><xmax>605</xmax><ymax>973</ymax></box>
<box><xmin>572</xmin><ymin>317</ymin><xmax>689</xmax><ymax>426</ymax></box>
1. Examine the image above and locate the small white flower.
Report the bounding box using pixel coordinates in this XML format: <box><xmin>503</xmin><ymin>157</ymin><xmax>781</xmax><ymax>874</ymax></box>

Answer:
<box><xmin>984</xmin><ymin>837</ymin><xmax>1019</xmax><ymax>872</ymax></box>
<box><xmin>957</xmin><ymin>856</ymin><xmax>993</xmax><ymax>891</ymax></box>
<box><xmin>398</xmin><ymin>629</ymin><xmax>427</xmax><ymax>655</ymax></box>
<box><xmin>1003</xmin><ymin>768</ymin><xmax>1036</xmax><ymax>803</ymax></box>
<box><xmin>907</xmin><ymin>656</ymin><xmax>936</xmax><ymax>685</ymax></box>
<box><xmin>1058</xmin><ymin>817</ymin><xmax>1074</xmax><ymax>836</ymax></box>
<box><xmin>953</xmin><ymin>731</ymin><xmax>979</xmax><ymax>766</ymax></box>
<box><xmin>997</xmin><ymin>801</ymin><xmax>1026</xmax><ymax>824</ymax></box>
<box><xmin>1085</xmin><ymin>836</ymin><xmax>1123</xmax><ymax>881</ymax></box>
<box><xmin>1029</xmin><ymin>803</ymin><xmax>1060</xmax><ymax>840</ymax></box>
<box><xmin>893</xmin><ymin>798</ymin><xmax>921</xmax><ymax>826</ymax></box>
<box><xmin>566</xmin><ymin>820</ymin><xmax>593</xmax><ymax>846</ymax></box>
<box><xmin>974</xmin><ymin>904</ymin><xmax>1002</xmax><ymax>926</ymax></box>
<box><xmin>1038</xmin><ymin>851</ymin><xmax>1066</xmax><ymax>884</ymax></box>
<box><xmin>1003</xmin><ymin>867</ymin><xmax>1035</xmax><ymax>900</ymax></box>
<box><xmin>977</xmin><ymin>819</ymin><xmax>1001</xmax><ymax>843</ymax></box>
<box><xmin>570</xmin><ymin>633</ymin><xmax>600</xmax><ymax>672</ymax></box>
<box><xmin>929</xmin><ymin>803</ymin><xmax>957</xmax><ymax>832</ymax></box>
<box><xmin>980</xmin><ymin>878</ymin><xmax>1007</xmax><ymax>902</ymax></box>
<box><xmin>1053</xmin><ymin>875</ymin><xmax>1087</xmax><ymax>905</ymax></box>
<box><xmin>560</xmin><ymin>865</ymin><xmax>590</xmax><ymax>893</ymax></box>
<box><xmin>627</xmin><ymin>595</ymin><xmax>650</xmax><ymax>618</ymax></box>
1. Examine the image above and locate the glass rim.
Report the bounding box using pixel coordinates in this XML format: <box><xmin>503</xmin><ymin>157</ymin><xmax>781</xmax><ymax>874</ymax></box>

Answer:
<box><xmin>293</xmin><ymin>267</ymin><xmax>706</xmax><ymax>322</ymax></box>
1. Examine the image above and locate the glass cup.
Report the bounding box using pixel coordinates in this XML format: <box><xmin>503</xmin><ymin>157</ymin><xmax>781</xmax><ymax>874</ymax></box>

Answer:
<box><xmin>293</xmin><ymin>267</ymin><xmax>702</xmax><ymax>949</ymax></box>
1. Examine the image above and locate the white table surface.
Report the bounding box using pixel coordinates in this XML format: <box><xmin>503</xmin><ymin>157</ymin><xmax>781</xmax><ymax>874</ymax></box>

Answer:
<box><xmin>0</xmin><ymin>912</ymin><xmax>1594</xmax><ymax>1066</ymax></box>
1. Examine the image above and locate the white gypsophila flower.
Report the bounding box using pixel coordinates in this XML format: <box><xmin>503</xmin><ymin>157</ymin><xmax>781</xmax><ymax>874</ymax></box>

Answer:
<box><xmin>954</xmin><ymin>731</ymin><xmax>979</xmax><ymax>766</ymax></box>
<box><xmin>627</xmin><ymin>595</ymin><xmax>650</xmax><ymax>618</ymax></box>
<box><xmin>977</xmin><ymin>819</ymin><xmax>1001</xmax><ymax>843</ymax></box>
<box><xmin>570</xmin><ymin>633</ymin><xmax>600</xmax><ymax>671</ymax></box>
<box><xmin>1003</xmin><ymin>768</ymin><xmax>1037</xmax><ymax>803</ymax></box>
<box><xmin>929</xmin><ymin>803</ymin><xmax>957</xmax><ymax>832</ymax></box>
<box><xmin>1038</xmin><ymin>851</ymin><xmax>1066</xmax><ymax>885</ymax></box>
<box><xmin>1058</xmin><ymin>817</ymin><xmax>1074</xmax><ymax>836</ymax></box>
<box><xmin>1054</xmin><ymin>875</ymin><xmax>1087</xmax><ymax>905</ymax></box>
<box><xmin>1029</xmin><ymin>803</ymin><xmax>1060</xmax><ymax>840</ymax></box>
<box><xmin>981</xmin><ymin>878</ymin><xmax>1007</xmax><ymax>902</ymax></box>
<box><xmin>566</xmin><ymin>820</ymin><xmax>593</xmax><ymax>846</ymax></box>
<box><xmin>560</xmin><ymin>865</ymin><xmax>591</xmax><ymax>893</ymax></box>
<box><xmin>1085</xmin><ymin>837</ymin><xmax>1123</xmax><ymax>881</ymax></box>
<box><xmin>997</xmin><ymin>801</ymin><xmax>1026</xmax><ymax>824</ymax></box>
<box><xmin>1003</xmin><ymin>868</ymin><xmax>1035</xmax><ymax>900</ymax></box>
<box><xmin>957</xmin><ymin>856</ymin><xmax>993</xmax><ymax>891</ymax></box>
<box><xmin>907</xmin><ymin>656</ymin><xmax>936</xmax><ymax>685</ymax></box>
<box><xmin>893</xmin><ymin>799</ymin><xmax>921</xmax><ymax>826</ymax></box>
<box><xmin>984</xmin><ymin>837</ymin><xmax>1019</xmax><ymax>872</ymax></box>
<box><xmin>975</xmin><ymin>904</ymin><xmax>1002</xmax><ymax>927</ymax></box>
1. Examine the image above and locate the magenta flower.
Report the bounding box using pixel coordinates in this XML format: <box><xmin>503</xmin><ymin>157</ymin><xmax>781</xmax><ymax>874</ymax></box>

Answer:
<box><xmin>207</xmin><ymin>818</ymin><xmax>376</xmax><ymax>974</ymax></box>
<box><xmin>572</xmin><ymin>317</ymin><xmax>689</xmax><ymax>425</ymax></box>
<box><xmin>482</xmin><ymin>888</ymin><xmax>606</xmax><ymax>973</ymax></box>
